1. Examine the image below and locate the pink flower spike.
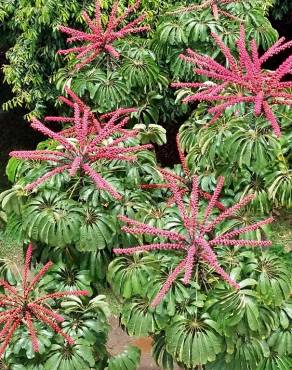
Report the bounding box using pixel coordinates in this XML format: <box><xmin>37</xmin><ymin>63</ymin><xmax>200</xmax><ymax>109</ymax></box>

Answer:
<box><xmin>25</xmin><ymin>261</ymin><xmax>53</xmax><ymax>295</ymax></box>
<box><xmin>173</xmin><ymin>26</ymin><xmax>292</xmax><ymax>135</ymax></box>
<box><xmin>150</xmin><ymin>260</ymin><xmax>186</xmax><ymax>307</ymax></box>
<box><xmin>211</xmin><ymin>216</ymin><xmax>274</xmax><ymax>242</ymax></box>
<box><xmin>31</xmin><ymin>310</ymin><xmax>75</xmax><ymax>345</ymax></box>
<box><xmin>25</xmin><ymin>312</ymin><xmax>39</xmax><ymax>352</ymax></box>
<box><xmin>24</xmin><ymin>165</ymin><xmax>71</xmax><ymax>192</ymax></box>
<box><xmin>0</xmin><ymin>320</ymin><xmax>21</xmax><ymax>358</ymax></box>
<box><xmin>31</xmin><ymin>118</ymin><xmax>73</xmax><ymax>150</ymax></box>
<box><xmin>28</xmin><ymin>303</ymin><xmax>64</xmax><ymax>323</ymax></box>
<box><xmin>176</xmin><ymin>134</ymin><xmax>190</xmax><ymax>177</ymax></box>
<box><xmin>0</xmin><ymin>246</ymin><xmax>88</xmax><ymax>356</ymax></box>
<box><xmin>69</xmin><ymin>156</ymin><xmax>82</xmax><ymax>177</ymax></box>
<box><xmin>11</xmin><ymin>89</ymin><xmax>150</xmax><ymax>198</ymax></box>
<box><xmin>114</xmin><ymin>243</ymin><xmax>186</xmax><ymax>255</ymax></box>
<box><xmin>115</xmin><ymin>176</ymin><xmax>273</xmax><ymax>306</ymax></box>
<box><xmin>23</xmin><ymin>243</ymin><xmax>33</xmax><ymax>291</ymax></box>
<box><xmin>58</xmin><ymin>0</ymin><xmax>149</xmax><ymax>70</ymax></box>
<box><xmin>82</xmin><ymin>163</ymin><xmax>123</xmax><ymax>200</ymax></box>
<box><xmin>183</xmin><ymin>245</ymin><xmax>196</xmax><ymax>284</ymax></box>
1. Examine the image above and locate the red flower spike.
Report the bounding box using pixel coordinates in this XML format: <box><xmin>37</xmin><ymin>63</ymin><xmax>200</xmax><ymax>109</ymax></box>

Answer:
<box><xmin>141</xmin><ymin>134</ymin><xmax>226</xmax><ymax>212</ymax></box>
<box><xmin>168</xmin><ymin>0</ymin><xmax>241</xmax><ymax>21</ymax></box>
<box><xmin>10</xmin><ymin>89</ymin><xmax>152</xmax><ymax>199</ymax></box>
<box><xmin>172</xmin><ymin>25</ymin><xmax>292</xmax><ymax>137</ymax></box>
<box><xmin>114</xmin><ymin>176</ymin><xmax>273</xmax><ymax>307</ymax></box>
<box><xmin>0</xmin><ymin>320</ymin><xmax>21</xmax><ymax>358</ymax></box>
<box><xmin>58</xmin><ymin>0</ymin><xmax>150</xmax><ymax>70</ymax></box>
<box><xmin>0</xmin><ymin>244</ymin><xmax>88</xmax><ymax>357</ymax></box>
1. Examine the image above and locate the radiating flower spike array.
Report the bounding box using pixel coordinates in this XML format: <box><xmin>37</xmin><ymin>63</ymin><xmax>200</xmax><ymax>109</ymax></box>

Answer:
<box><xmin>10</xmin><ymin>91</ymin><xmax>152</xmax><ymax>198</ymax></box>
<box><xmin>141</xmin><ymin>134</ymin><xmax>226</xmax><ymax>211</ymax></box>
<box><xmin>114</xmin><ymin>176</ymin><xmax>273</xmax><ymax>307</ymax></box>
<box><xmin>0</xmin><ymin>243</ymin><xmax>88</xmax><ymax>357</ymax></box>
<box><xmin>172</xmin><ymin>25</ymin><xmax>292</xmax><ymax>137</ymax></box>
<box><xmin>168</xmin><ymin>0</ymin><xmax>241</xmax><ymax>21</ymax></box>
<box><xmin>58</xmin><ymin>0</ymin><xmax>150</xmax><ymax>70</ymax></box>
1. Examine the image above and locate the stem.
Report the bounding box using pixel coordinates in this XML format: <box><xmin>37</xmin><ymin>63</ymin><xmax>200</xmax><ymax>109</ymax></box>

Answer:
<box><xmin>68</xmin><ymin>178</ymin><xmax>81</xmax><ymax>199</ymax></box>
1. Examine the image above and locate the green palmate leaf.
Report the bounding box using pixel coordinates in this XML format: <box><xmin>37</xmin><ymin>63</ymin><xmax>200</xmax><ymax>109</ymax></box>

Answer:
<box><xmin>256</xmin><ymin>354</ymin><xmax>292</xmax><ymax>370</ymax></box>
<box><xmin>107</xmin><ymin>345</ymin><xmax>141</xmax><ymax>370</ymax></box>
<box><xmin>1</xmin><ymin>212</ymin><xmax>24</xmax><ymax>243</ymax></box>
<box><xmin>182</xmin><ymin>12</ymin><xmax>220</xmax><ymax>44</ymax></box>
<box><xmin>22</xmin><ymin>191</ymin><xmax>82</xmax><ymax>247</ymax></box>
<box><xmin>185</xmin><ymin>117</ymin><xmax>233</xmax><ymax>166</ymax></box>
<box><xmin>267</xmin><ymin>169</ymin><xmax>292</xmax><ymax>208</ymax></box>
<box><xmin>61</xmin><ymin>296</ymin><xmax>109</xmax><ymax>344</ymax></box>
<box><xmin>78</xmin><ymin>172</ymin><xmax>124</xmax><ymax>205</ymax></box>
<box><xmin>257</xmin><ymin>305</ymin><xmax>279</xmax><ymax>338</ymax></box>
<box><xmin>120</xmin><ymin>55</ymin><xmax>161</xmax><ymax>89</ymax></box>
<box><xmin>70</xmin><ymin>69</ymin><xmax>130</xmax><ymax>110</ymax></box>
<box><xmin>278</xmin><ymin>301</ymin><xmax>292</xmax><ymax>329</ymax></box>
<box><xmin>210</xmin><ymin>288</ymin><xmax>261</xmax><ymax>333</ymax></box>
<box><xmin>62</xmin><ymin>295</ymin><xmax>110</xmax><ymax>319</ymax></box>
<box><xmin>207</xmin><ymin>337</ymin><xmax>270</xmax><ymax>370</ymax></box>
<box><xmin>40</xmin><ymin>264</ymin><xmax>93</xmax><ymax>295</ymax></box>
<box><xmin>5</xmin><ymin>157</ymin><xmax>23</xmax><ymax>183</ymax></box>
<box><xmin>0</xmin><ymin>232</ymin><xmax>24</xmax><ymax>284</ymax></box>
<box><xmin>178</xmin><ymin>119</ymin><xmax>199</xmax><ymax>152</ymax></box>
<box><xmin>271</xmin><ymin>0</ymin><xmax>292</xmax><ymax>20</ymax></box>
<box><xmin>121</xmin><ymin>297</ymin><xmax>167</xmax><ymax>337</ymax></box>
<box><xmin>137</xmin><ymin>204</ymin><xmax>175</xmax><ymax>234</ymax></box>
<box><xmin>134</xmin><ymin>124</ymin><xmax>167</xmax><ymax>146</ymax></box>
<box><xmin>217</xmin><ymin>210</ymin><xmax>270</xmax><ymax>241</ymax></box>
<box><xmin>268</xmin><ymin>329</ymin><xmax>292</xmax><ymax>356</ymax></box>
<box><xmin>152</xmin><ymin>332</ymin><xmax>175</xmax><ymax>370</ymax></box>
<box><xmin>225</xmin><ymin>122</ymin><xmax>279</xmax><ymax>170</ymax></box>
<box><xmin>80</xmin><ymin>249</ymin><xmax>111</xmax><ymax>281</ymax></box>
<box><xmin>76</xmin><ymin>207</ymin><xmax>116</xmax><ymax>251</ymax></box>
<box><xmin>252</xmin><ymin>254</ymin><xmax>292</xmax><ymax>306</ymax></box>
<box><xmin>44</xmin><ymin>339</ymin><xmax>96</xmax><ymax>370</ymax></box>
<box><xmin>246</xmin><ymin>19</ymin><xmax>278</xmax><ymax>49</ymax></box>
<box><xmin>238</xmin><ymin>174</ymin><xmax>271</xmax><ymax>214</ymax></box>
<box><xmin>166</xmin><ymin>314</ymin><xmax>223</xmax><ymax>368</ymax></box>
<box><xmin>0</xmin><ymin>186</ymin><xmax>26</xmax><ymax>216</ymax></box>
<box><xmin>168</xmin><ymin>49</ymin><xmax>193</xmax><ymax>80</ymax></box>
<box><xmin>157</xmin><ymin>19</ymin><xmax>188</xmax><ymax>46</ymax></box>
<box><xmin>108</xmin><ymin>254</ymin><xmax>159</xmax><ymax>299</ymax></box>
<box><xmin>18</xmin><ymin>163</ymin><xmax>71</xmax><ymax>192</ymax></box>
<box><xmin>109</xmin><ymin>189</ymin><xmax>154</xmax><ymax>220</ymax></box>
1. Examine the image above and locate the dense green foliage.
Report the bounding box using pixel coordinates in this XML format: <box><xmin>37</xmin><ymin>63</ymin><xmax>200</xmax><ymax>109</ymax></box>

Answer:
<box><xmin>0</xmin><ymin>0</ymin><xmax>291</xmax><ymax>369</ymax></box>
<box><xmin>270</xmin><ymin>0</ymin><xmax>292</xmax><ymax>20</ymax></box>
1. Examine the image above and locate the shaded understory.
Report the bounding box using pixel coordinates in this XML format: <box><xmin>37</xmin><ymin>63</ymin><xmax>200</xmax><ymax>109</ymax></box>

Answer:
<box><xmin>0</xmin><ymin>60</ymin><xmax>43</xmax><ymax>190</ymax></box>
<box><xmin>0</xmin><ymin>109</ymin><xmax>43</xmax><ymax>190</ymax></box>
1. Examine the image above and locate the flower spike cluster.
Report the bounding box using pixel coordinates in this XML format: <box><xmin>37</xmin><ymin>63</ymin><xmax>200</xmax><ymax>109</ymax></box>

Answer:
<box><xmin>58</xmin><ymin>0</ymin><xmax>150</xmax><ymax>70</ymax></box>
<box><xmin>45</xmin><ymin>86</ymin><xmax>103</xmax><ymax>135</ymax></box>
<box><xmin>0</xmin><ymin>244</ymin><xmax>88</xmax><ymax>357</ymax></box>
<box><xmin>169</xmin><ymin>0</ymin><xmax>241</xmax><ymax>21</ymax></box>
<box><xmin>172</xmin><ymin>25</ymin><xmax>292</xmax><ymax>137</ymax></box>
<box><xmin>45</xmin><ymin>86</ymin><xmax>136</xmax><ymax>137</ymax></box>
<box><xmin>141</xmin><ymin>134</ymin><xmax>226</xmax><ymax>211</ymax></box>
<box><xmin>114</xmin><ymin>176</ymin><xmax>273</xmax><ymax>307</ymax></box>
<box><xmin>10</xmin><ymin>89</ymin><xmax>152</xmax><ymax>199</ymax></box>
